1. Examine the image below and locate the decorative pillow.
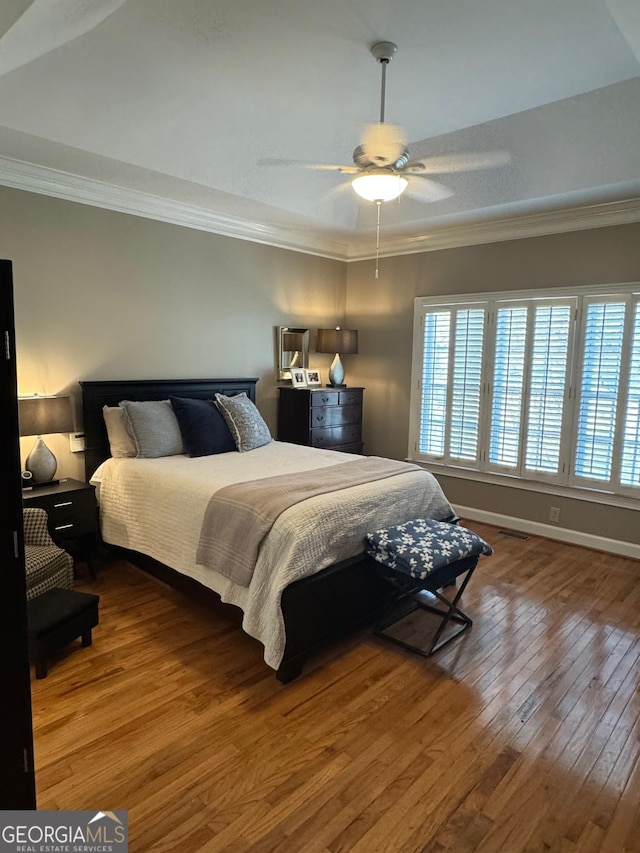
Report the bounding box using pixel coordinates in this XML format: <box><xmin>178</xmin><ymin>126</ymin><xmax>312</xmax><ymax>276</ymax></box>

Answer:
<box><xmin>102</xmin><ymin>406</ymin><xmax>136</xmax><ymax>458</ymax></box>
<box><xmin>214</xmin><ymin>392</ymin><xmax>272</xmax><ymax>452</ymax></box>
<box><xmin>118</xmin><ymin>399</ymin><xmax>184</xmax><ymax>458</ymax></box>
<box><xmin>366</xmin><ymin>518</ymin><xmax>493</xmax><ymax>581</ymax></box>
<box><xmin>169</xmin><ymin>396</ymin><xmax>236</xmax><ymax>457</ymax></box>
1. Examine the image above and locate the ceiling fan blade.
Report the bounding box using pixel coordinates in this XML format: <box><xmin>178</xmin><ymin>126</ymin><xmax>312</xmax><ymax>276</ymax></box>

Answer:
<box><xmin>405</xmin><ymin>150</ymin><xmax>511</xmax><ymax>175</ymax></box>
<box><xmin>323</xmin><ymin>179</ymin><xmax>358</xmax><ymax>202</ymax></box>
<box><xmin>361</xmin><ymin>122</ymin><xmax>407</xmax><ymax>166</ymax></box>
<box><xmin>258</xmin><ymin>158</ymin><xmax>359</xmax><ymax>174</ymax></box>
<box><xmin>404</xmin><ymin>176</ymin><xmax>453</xmax><ymax>202</ymax></box>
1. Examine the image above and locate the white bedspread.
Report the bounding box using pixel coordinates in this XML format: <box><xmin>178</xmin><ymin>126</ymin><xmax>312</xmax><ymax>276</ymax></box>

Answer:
<box><xmin>91</xmin><ymin>441</ymin><xmax>453</xmax><ymax>670</ymax></box>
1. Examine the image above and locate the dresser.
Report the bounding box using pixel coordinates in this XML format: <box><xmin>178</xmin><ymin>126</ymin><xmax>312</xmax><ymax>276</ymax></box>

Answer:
<box><xmin>277</xmin><ymin>386</ymin><xmax>364</xmax><ymax>453</ymax></box>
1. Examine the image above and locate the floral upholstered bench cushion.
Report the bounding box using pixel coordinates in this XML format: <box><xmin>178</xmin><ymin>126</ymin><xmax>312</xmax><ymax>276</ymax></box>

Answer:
<box><xmin>365</xmin><ymin>518</ymin><xmax>493</xmax><ymax>581</ymax></box>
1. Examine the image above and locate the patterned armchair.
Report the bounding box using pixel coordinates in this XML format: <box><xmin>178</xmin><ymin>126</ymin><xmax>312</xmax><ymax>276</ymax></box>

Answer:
<box><xmin>23</xmin><ymin>507</ymin><xmax>74</xmax><ymax>600</ymax></box>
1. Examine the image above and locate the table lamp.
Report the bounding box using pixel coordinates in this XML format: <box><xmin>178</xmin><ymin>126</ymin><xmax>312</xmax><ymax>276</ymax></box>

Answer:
<box><xmin>19</xmin><ymin>394</ymin><xmax>73</xmax><ymax>485</ymax></box>
<box><xmin>315</xmin><ymin>327</ymin><xmax>358</xmax><ymax>387</ymax></box>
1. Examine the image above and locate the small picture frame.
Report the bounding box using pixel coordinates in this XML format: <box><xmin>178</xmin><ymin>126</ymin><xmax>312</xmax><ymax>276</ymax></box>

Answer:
<box><xmin>291</xmin><ymin>369</ymin><xmax>307</xmax><ymax>388</ymax></box>
<box><xmin>304</xmin><ymin>369</ymin><xmax>322</xmax><ymax>387</ymax></box>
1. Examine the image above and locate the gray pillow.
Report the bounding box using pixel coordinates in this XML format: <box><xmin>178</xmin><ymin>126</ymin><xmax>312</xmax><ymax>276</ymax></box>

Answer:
<box><xmin>214</xmin><ymin>393</ymin><xmax>272</xmax><ymax>452</ymax></box>
<box><xmin>119</xmin><ymin>400</ymin><xmax>184</xmax><ymax>458</ymax></box>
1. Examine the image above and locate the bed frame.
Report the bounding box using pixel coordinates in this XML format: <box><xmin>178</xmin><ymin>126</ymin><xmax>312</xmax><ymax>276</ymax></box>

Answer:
<box><xmin>81</xmin><ymin>377</ymin><xmax>395</xmax><ymax>683</ymax></box>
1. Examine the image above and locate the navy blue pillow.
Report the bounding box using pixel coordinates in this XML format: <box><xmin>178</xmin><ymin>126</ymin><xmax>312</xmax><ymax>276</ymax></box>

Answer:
<box><xmin>169</xmin><ymin>396</ymin><xmax>235</xmax><ymax>457</ymax></box>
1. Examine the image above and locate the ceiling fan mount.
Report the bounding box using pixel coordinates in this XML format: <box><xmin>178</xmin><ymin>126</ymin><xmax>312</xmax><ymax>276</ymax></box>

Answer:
<box><xmin>370</xmin><ymin>41</ymin><xmax>398</xmax><ymax>65</ymax></box>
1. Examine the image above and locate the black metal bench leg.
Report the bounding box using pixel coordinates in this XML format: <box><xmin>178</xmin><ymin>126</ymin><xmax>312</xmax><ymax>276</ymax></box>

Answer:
<box><xmin>422</xmin><ymin>568</ymin><xmax>475</xmax><ymax>654</ymax></box>
<box><xmin>375</xmin><ymin>560</ymin><xmax>478</xmax><ymax>658</ymax></box>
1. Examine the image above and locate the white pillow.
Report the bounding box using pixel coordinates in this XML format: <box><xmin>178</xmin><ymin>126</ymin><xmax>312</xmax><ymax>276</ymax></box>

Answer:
<box><xmin>103</xmin><ymin>406</ymin><xmax>136</xmax><ymax>458</ymax></box>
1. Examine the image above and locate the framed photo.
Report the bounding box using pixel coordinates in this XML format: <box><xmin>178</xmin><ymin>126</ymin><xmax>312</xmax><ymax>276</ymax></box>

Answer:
<box><xmin>291</xmin><ymin>369</ymin><xmax>307</xmax><ymax>388</ymax></box>
<box><xmin>304</xmin><ymin>369</ymin><xmax>322</xmax><ymax>387</ymax></box>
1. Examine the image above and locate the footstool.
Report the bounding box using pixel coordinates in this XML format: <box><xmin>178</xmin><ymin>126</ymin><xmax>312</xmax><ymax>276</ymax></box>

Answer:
<box><xmin>365</xmin><ymin>518</ymin><xmax>493</xmax><ymax>657</ymax></box>
<box><xmin>27</xmin><ymin>587</ymin><xmax>100</xmax><ymax>678</ymax></box>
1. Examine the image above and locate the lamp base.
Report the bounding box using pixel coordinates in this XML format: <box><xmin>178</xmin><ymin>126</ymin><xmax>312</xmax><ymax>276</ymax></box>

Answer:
<box><xmin>326</xmin><ymin>383</ymin><xmax>346</xmax><ymax>388</ymax></box>
<box><xmin>25</xmin><ymin>436</ymin><xmax>58</xmax><ymax>484</ymax></box>
<box><xmin>328</xmin><ymin>353</ymin><xmax>346</xmax><ymax>387</ymax></box>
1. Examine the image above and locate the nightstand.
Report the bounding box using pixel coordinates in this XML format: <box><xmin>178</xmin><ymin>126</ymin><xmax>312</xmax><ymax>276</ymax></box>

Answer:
<box><xmin>22</xmin><ymin>478</ymin><xmax>98</xmax><ymax>578</ymax></box>
<box><xmin>277</xmin><ymin>386</ymin><xmax>364</xmax><ymax>453</ymax></box>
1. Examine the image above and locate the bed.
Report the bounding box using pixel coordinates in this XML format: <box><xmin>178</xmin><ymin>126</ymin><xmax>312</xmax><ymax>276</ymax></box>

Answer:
<box><xmin>81</xmin><ymin>377</ymin><xmax>455</xmax><ymax>682</ymax></box>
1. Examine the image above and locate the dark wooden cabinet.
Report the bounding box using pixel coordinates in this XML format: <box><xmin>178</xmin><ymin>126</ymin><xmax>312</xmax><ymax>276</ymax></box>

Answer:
<box><xmin>23</xmin><ymin>478</ymin><xmax>97</xmax><ymax>542</ymax></box>
<box><xmin>277</xmin><ymin>386</ymin><xmax>364</xmax><ymax>453</ymax></box>
<box><xmin>23</xmin><ymin>478</ymin><xmax>98</xmax><ymax>574</ymax></box>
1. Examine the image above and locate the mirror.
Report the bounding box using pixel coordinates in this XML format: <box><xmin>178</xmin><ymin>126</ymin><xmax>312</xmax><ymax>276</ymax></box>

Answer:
<box><xmin>277</xmin><ymin>326</ymin><xmax>309</xmax><ymax>380</ymax></box>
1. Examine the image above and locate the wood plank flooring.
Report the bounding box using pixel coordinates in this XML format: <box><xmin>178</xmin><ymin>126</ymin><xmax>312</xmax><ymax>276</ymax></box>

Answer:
<box><xmin>30</xmin><ymin>523</ymin><xmax>640</xmax><ymax>852</ymax></box>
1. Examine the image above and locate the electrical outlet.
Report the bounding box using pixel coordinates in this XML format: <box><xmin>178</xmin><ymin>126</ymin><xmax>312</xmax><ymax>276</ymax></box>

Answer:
<box><xmin>549</xmin><ymin>506</ymin><xmax>561</xmax><ymax>523</ymax></box>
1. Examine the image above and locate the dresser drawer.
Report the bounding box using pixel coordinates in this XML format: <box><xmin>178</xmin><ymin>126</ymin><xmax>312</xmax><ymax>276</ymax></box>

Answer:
<box><xmin>310</xmin><ymin>404</ymin><xmax>361</xmax><ymax>428</ymax></box>
<box><xmin>338</xmin><ymin>389</ymin><xmax>363</xmax><ymax>407</ymax></box>
<box><xmin>25</xmin><ymin>486</ymin><xmax>97</xmax><ymax>540</ymax></box>
<box><xmin>310</xmin><ymin>424</ymin><xmax>362</xmax><ymax>448</ymax></box>
<box><xmin>311</xmin><ymin>390</ymin><xmax>340</xmax><ymax>407</ymax></box>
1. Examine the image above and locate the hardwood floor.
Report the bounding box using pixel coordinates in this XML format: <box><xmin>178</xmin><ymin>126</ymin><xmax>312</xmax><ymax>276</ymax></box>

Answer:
<box><xmin>31</xmin><ymin>523</ymin><xmax>640</xmax><ymax>852</ymax></box>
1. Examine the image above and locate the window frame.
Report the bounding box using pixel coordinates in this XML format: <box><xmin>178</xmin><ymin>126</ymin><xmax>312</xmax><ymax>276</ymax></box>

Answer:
<box><xmin>409</xmin><ymin>282</ymin><xmax>640</xmax><ymax>501</ymax></box>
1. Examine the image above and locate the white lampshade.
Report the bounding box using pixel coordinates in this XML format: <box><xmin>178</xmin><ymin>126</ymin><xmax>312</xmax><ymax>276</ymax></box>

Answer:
<box><xmin>352</xmin><ymin>170</ymin><xmax>408</xmax><ymax>202</ymax></box>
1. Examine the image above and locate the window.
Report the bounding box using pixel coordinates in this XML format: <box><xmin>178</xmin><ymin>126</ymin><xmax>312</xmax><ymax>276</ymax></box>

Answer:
<box><xmin>409</xmin><ymin>285</ymin><xmax>640</xmax><ymax>498</ymax></box>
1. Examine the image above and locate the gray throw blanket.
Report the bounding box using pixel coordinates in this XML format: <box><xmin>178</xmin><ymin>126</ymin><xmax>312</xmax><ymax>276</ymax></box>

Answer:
<box><xmin>196</xmin><ymin>457</ymin><xmax>423</xmax><ymax>586</ymax></box>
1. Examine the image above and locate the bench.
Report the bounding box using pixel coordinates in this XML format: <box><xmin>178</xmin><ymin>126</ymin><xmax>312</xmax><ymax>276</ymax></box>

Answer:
<box><xmin>365</xmin><ymin>518</ymin><xmax>492</xmax><ymax>657</ymax></box>
<box><xmin>27</xmin><ymin>587</ymin><xmax>100</xmax><ymax>678</ymax></box>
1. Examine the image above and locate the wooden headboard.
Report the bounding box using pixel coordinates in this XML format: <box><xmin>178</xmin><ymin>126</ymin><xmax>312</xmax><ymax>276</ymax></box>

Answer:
<box><xmin>80</xmin><ymin>377</ymin><xmax>259</xmax><ymax>481</ymax></box>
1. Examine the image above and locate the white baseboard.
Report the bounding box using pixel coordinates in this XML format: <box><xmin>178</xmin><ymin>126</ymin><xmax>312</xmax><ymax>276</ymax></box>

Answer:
<box><xmin>452</xmin><ymin>504</ymin><xmax>640</xmax><ymax>561</ymax></box>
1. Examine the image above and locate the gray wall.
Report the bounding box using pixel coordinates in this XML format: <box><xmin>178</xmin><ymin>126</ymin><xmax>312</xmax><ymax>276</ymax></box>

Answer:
<box><xmin>345</xmin><ymin>223</ymin><xmax>640</xmax><ymax>544</ymax></box>
<box><xmin>4</xmin><ymin>180</ymin><xmax>639</xmax><ymax>545</ymax></box>
<box><xmin>1</xmin><ymin>186</ymin><xmax>346</xmax><ymax>481</ymax></box>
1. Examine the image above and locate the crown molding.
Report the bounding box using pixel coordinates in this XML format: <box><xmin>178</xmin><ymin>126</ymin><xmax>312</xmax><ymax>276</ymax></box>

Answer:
<box><xmin>1</xmin><ymin>155</ymin><xmax>639</xmax><ymax>263</ymax></box>
<box><xmin>0</xmin><ymin>155</ymin><xmax>349</xmax><ymax>260</ymax></box>
<box><xmin>346</xmin><ymin>196</ymin><xmax>640</xmax><ymax>260</ymax></box>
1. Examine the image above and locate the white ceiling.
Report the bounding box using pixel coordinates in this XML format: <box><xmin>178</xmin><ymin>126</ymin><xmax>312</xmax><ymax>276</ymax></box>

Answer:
<box><xmin>0</xmin><ymin>0</ymin><xmax>639</xmax><ymax>260</ymax></box>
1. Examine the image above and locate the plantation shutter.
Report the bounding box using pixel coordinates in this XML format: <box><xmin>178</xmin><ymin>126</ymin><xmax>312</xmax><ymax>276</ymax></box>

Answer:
<box><xmin>418</xmin><ymin>310</ymin><xmax>450</xmax><ymax>457</ymax></box>
<box><xmin>523</xmin><ymin>302</ymin><xmax>574</xmax><ymax>478</ymax></box>
<box><xmin>418</xmin><ymin>304</ymin><xmax>486</xmax><ymax>462</ymax></box>
<box><xmin>410</xmin><ymin>286</ymin><xmax>640</xmax><ymax>499</ymax></box>
<box><xmin>449</xmin><ymin>308</ymin><xmax>485</xmax><ymax>462</ymax></box>
<box><xmin>620</xmin><ymin>300</ymin><xmax>640</xmax><ymax>488</ymax></box>
<box><xmin>574</xmin><ymin>299</ymin><xmax>626</xmax><ymax>485</ymax></box>
<box><xmin>488</xmin><ymin>305</ymin><xmax>527</xmax><ymax>471</ymax></box>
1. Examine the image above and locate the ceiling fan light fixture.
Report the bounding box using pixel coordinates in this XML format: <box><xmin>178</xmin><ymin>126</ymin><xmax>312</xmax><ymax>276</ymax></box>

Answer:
<box><xmin>351</xmin><ymin>170</ymin><xmax>408</xmax><ymax>202</ymax></box>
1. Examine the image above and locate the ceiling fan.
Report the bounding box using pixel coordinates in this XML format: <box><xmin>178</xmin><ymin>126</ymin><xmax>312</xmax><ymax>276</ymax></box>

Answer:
<box><xmin>266</xmin><ymin>41</ymin><xmax>511</xmax><ymax>207</ymax></box>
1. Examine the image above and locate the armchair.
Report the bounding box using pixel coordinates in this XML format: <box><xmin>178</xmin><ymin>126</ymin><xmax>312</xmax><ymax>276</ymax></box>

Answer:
<box><xmin>23</xmin><ymin>507</ymin><xmax>74</xmax><ymax>600</ymax></box>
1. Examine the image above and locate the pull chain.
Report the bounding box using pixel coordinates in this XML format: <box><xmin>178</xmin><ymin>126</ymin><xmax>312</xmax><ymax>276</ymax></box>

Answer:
<box><xmin>375</xmin><ymin>200</ymin><xmax>382</xmax><ymax>279</ymax></box>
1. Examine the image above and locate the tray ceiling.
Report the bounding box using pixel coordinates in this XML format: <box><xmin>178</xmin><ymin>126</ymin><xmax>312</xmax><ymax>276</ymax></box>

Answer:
<box><xmin>0</xmin><ymin>0</ymin><xmax>639</xmax><ymax>259</ymax></box>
